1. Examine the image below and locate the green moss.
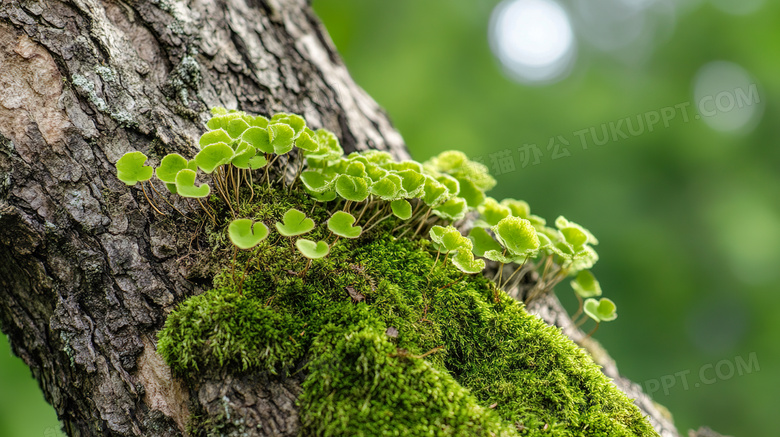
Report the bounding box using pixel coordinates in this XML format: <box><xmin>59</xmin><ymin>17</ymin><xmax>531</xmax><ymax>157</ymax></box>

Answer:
<box><xmin>157</xmin><ymin>188</ymin><xmax>658</xmax><ymax>436</ymax></box>
<box><xmin>157</xmin><ymin>289</ymin><xmax>303</xmax><ymax>376</ymax></box>
<box><xmin>298</xmin><ymin>311</ymin><xmax>517</xmax><ymax>436</ymax></box>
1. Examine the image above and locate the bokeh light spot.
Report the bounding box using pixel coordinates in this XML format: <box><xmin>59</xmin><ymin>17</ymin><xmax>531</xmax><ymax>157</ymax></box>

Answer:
<box><xmin>693</xmin><ymin>61</ymin><xmax>763</xmax><ymax>133</ymax></box>
<box><xmin>489</xmin><ymin>0</ymin><xmax>576</xmax><ymax>84</ymax></box>
<box><xmin>710</xmin><ymin>0</ymin><xmax>765</xmax><ymax>16</ymax></box>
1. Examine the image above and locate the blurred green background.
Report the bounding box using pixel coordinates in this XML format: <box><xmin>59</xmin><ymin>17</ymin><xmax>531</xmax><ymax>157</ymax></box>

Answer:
<box><xmin>2</xmin><ymin>0</ymin><xmax>777</xmax><ymax>435</ymax></box>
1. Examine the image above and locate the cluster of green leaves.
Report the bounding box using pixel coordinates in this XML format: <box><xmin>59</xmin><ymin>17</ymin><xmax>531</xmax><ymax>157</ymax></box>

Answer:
<box><xmin>116</xmin><ymin>107</ymin><xmax>616</xmax><ymax>327</ymax></box>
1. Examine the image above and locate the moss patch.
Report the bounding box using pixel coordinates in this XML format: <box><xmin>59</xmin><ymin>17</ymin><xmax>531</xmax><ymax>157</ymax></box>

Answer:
<box><xmin>158</xmin><ymin>188</ymin><xmax>657</xmax><ymax>436</ymax></box>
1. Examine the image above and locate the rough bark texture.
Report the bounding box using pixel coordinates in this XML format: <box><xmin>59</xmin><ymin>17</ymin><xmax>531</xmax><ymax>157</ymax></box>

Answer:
<box><xmin>0</xmin><ymin>1</ymin><xmax>715</xmax><ymax>436</ymax></box>
<box><xmin>0</xmin><ymin>1</ymin><xmax>403</xmax><ymax>435</ymax></box>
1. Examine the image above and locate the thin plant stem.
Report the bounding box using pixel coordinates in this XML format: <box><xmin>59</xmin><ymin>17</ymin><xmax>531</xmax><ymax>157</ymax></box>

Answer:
<box><xmin>413</xmin><ymin>207</ymin><xmax>432</xmax><ymax>238</ymax></box>
<box><xmin>231</xmin><ymin>246</ymin><xmax>238</xmax><ymax>283</ymax></box>
<box><xmin>291</xmin><ymin>156</ymin><xmax>305</xmax><ymax>193</ymax></box>
<box><xmin>427</xmin><ymin>250</ymin><xmax>441</xmax><ymax>277</ymax></box>
<box><xmin>196</xmin><ymin>198</ymin><xmax>216</xmax><ymax>224</ymax></box>
<box><xmin>363</xmin><ymin>214</ymin><xmax>392</xmax><ymax>233</ymax></box>
<box><xmin>233</xmin><ymin>166</ymin><xmax>240</xmax><ymax>207</ymax></box>
<box><xmin>585</xmin><ymin>322</ymin><xmax>600</xmax><ymax>339</ymax></box>
<box><xmin>237</xmin><ymin>246</ymin><xmax>262</xmax><ymax>294</ymax></box>
<box><xmin>501</xmin><ymin>255</ymin><xmax>530</xmax><ymax>289</ymax></box>
<box><xmin>275</xmin><ymin>155</ymin><xmax>290</xmax><ymax>188</ymax></box>
<box><xmin>212</xmin><ymin>170</ymin><xmax>235</xmax><ymax>217</ymax></box>
<box><xmin>355</xmin><ymin>201</ymin><xmax>369</xmax><ymax>224</ymax></box>
<box><xmin>148</xmin><ymin>180</ymin><xmax>192</xmax><ymax>221</ymax></box>
<box><xmin>141</xmin><ymin>183</ymin><xmax>166</xmax><ymax>216</ymax></box>
<box><xmin>361</xmin><ymin>205</ymin><xmax>385</xmax><ymax>229</ymax></box>
<box><xmin>438</xmin><ymin>272</ymin><xmax>465</xmax><ymax>292</ymax></box>
<box><xmin>300</xmin><ymin>259</ymin><xmax>312</xmax><ymax>277</ymax></box>
<box><xmin>248</xmin><ymin>169</ymin><xmax>255</xmax><ymax>204</ymax></box>
<box><xmin>265</xmin><ymin>154</ymin><xmax>282</xmax><ymax>188</ymax></box>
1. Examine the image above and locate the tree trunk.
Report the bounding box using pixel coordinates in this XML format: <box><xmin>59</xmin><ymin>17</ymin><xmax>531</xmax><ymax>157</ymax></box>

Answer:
<box><xmin>0</xmin><ymin>1</ymin><xmax>711</xmax><ymax>436</ymax></box>
<box><xmin>0</xmin><ymin>1</ymin><xmax>404</xmax><ymax>435</ymax></box>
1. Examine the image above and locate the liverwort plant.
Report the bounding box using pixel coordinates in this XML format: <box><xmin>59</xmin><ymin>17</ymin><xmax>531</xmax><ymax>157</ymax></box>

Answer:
<box><xmin>228</xmin><ymin>219</ymin><xmax>270</xmax><ymax>250</ymax></box>
<box><xmin>115</xmin><ymin>106</ymin><xmax>620</xmax><ymax>337</ymax></box>
<box><xmin>485</xmin><ymin>216</ymin><xmax>540</xmax><ymax>297</ymax></box>
<box><xmin>175</xmin><ymin>169</ymin><xmax>211</xmax><ymax>199</ymax></box>
<box><xmin>428</xmin><ymin>226</ymin><xmax>483</xmax><ymax>275</ymax></box>
<box><xmin>116</xmin><ymin>151</ymin><xmax>154</xmax><ymax>185</ymax></box>
<box><xmin>295</xmin><ymin>238</ymin><xmax>330</xmax><ymax>276</ymax></box>
<box><xmin>227</xmin><ymin>218</ymin><xmax>269</xmax><ymax>293</ymax></box>
<box><xmin>390</xmin><ymin>199</ymin><xmax>412</xmax><ymax>220</ymax></box>
<box><xmin>581</xmin><ymin>297</ymin><xmax>618</xmax><ymax>337</ymax></box>
<box><xmin>276</xmin><ymin>208</ymin><xmax>315</xmax><ymax>237</ymax></box>
<box><xmin>327</xmin><ymin>211</ymin><xmax>362</xmax><ymax>239</ymax></box>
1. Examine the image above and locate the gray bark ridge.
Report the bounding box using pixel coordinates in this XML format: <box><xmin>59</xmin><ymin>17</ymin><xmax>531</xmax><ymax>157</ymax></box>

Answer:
<box><xmin>0</xmin><ymin>0</ymin><xmax>403</xmax><ymax>435</ymax></box>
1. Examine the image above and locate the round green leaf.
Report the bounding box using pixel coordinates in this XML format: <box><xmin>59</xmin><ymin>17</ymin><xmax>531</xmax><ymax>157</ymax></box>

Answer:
<box><xmin>195</xmin><ymin>142</ymin><xmax>235</xmax><ymax>174</ymax></box>
<box><xmin>268</xmin><ymin>123</ymin><xmax>295</xmax><ymax>154</ymax></box>
<box><xmin>156</xmin><ymin>153</ymin><xmax>189</xmax><ymax>184</ymax></box>
<box><xmin>478</xmin><ymin>197</ymin><xmax>511</xmax><ymax>227</ymax></box>
<box><xmin>335</xmin><ymin>175</ymin><xmax>370</xmax><ymax>202</ymax></box>
<box><xmin>226</xmin><ymin>117</ymin><xmax>250</xmax><ymax>139</ymax></box>
<box><xmin>361</xmin><ymin>150</ymin><xmax>394</xmax><ymax>165</ymax></box>
<box><xmin>300</xmin><ymin>170</ymin><xmax>333</xmax><ymax>193</ymax></box>
<box><xmin>345</xmin><ymin>161</ymin><xmax>367</xmax><ymax>178</ymax></box>
<box><xmin>306</xmin><ymin>188</ymin><xmax>337</xmax><ymax>202</ymax></box>
<box><xmin>247</xmin><ymin>114</ymin><xmax>269</xmax><ymax>128</ymax></box>
<box><xmin>468</xmin><ymin>227</ymin><xmax>502</xmax><ymax>257</ymax></box>
<box><xmin>382</xmin><ymin>160</ymin><xmax>424</xmax><ymax>172</ymax></box>
<box><xmin>390</xmin><ymin>199</ymin><xmax>412</xmax><ymax>220</ymax></box>
<box><xmin>365</xmin><ymin>163</ymin><xmax>388</xmax><ymax>182</ymax></box>
<box><xmin>431</xmin><ymin>197</ymin><xmax>468</xmax><ymax>221</ymax></box>
<box><xmin>228</xmin><ymin>219</ymin><xmax>269</xmax><ymax>250</ymax></box>
<box><xmin>584</xmin><ymin>298</ymin><xmax>617</xmax><ymax>322</ymax></box>
<box><xmin>295</xmin><ymin>129</ymin><xmax>319</xmax><ymax>152</ymax></box>
<box><xmin>231</xmin><ymin>141</ymin><xmax>258</xmax><ymax>169</ymax></box>
<box><xmin>395</xmin><ymin>169</ymin><xmax>426</xmax><ymax>198</ymax></box>
<box><xmin>571</xmin><ymin>270</ymin><xmax>602</xmax><ymax>298</ymax></box>
<box><xmin>436</xmin><ymin>174</ymin><xmax>460</xmax><ymax>196</ymax></box>
<box><xmin>452</xmin><ymin>251</ymin><xmax>485</xmax><ymax>274</ymax></box>
<box><xmin>276</xmin><ymin>208</ymin><xmax>315</xmax><ymax>237</ymax></box>
<box><xmin>501</xmin><ymin>198</ymin><xmax>530</xmax><ymax>218</ymax></box>
<box><xmin>327</xmin><ymin>211</ymin><xmax>362</xmax><ymax>239</ymax></box>
<box><xmin>422</xmin><ymin>177</ymin><xmax>449</xmax><ymax>206</ymax></box>
<box><xmin>270</xmin><ymin>113</ymin><xmax>306</xmax><ymax>136</ymax></box>
<box><xmin>305</xmin><ymin>129</ymin><xmax>343</xmax><ymax>162</ymax></box>
<box><xmin>175</xmin><ymin>169</ymin><xmax>210</xmax><ymax>198</ymax></box>
<box><xmin>483</xmin><ymin>250</ymin><xmax>524</xmax><ymax>264</ymax></box>
<box><xmin>198</xmin><ymin>129</ymin><xmax>233</xmax><ymax>149</ymax></box>
<box><xmin>370</xmin><ymin>175</ymin><xmax>401</xmax><ymax>200</ymax></box>
<box><xmin>429</xmin><ymin>226</ymin><xmax>470</xmax><ymax>253</ymax></box>
<box><xmin>241</xmin><ymin>126</ymin><xmax>273</xmax><ymax>154</ymax></box>
<box><xmin>456</xmin><ymin>178</ymin><xmax>485</xmax><ymax>209</ymax></box>
<box><xmin>296</xmin><ymin>239</ymin><xmax>330</xmax><ymax>259</ymax></box>
<box><xmin>492</xmin><ymin>216</ymin><xmax>540</xmax><ymax>256</ymax></box>
<box><xmin>116</xmin><ymin>151</ymin><xmax>153</xmax><ymax>185</ymax></box>
<box><xmin>248</xmin><ymin>155</ymin><xmax>268</xmax><ymax>170</ymax></box>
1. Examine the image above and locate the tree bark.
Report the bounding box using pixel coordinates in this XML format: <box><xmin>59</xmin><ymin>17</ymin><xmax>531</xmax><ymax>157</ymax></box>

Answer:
<box><xmin>0</xmin><ymin>1</ymin><xmax>713</xmax><ymax>436</ymax></box>
<box><xmin>0</xmin><ymin>1</ymin><xmax>404</xmax><ymax>435</ymax></box>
